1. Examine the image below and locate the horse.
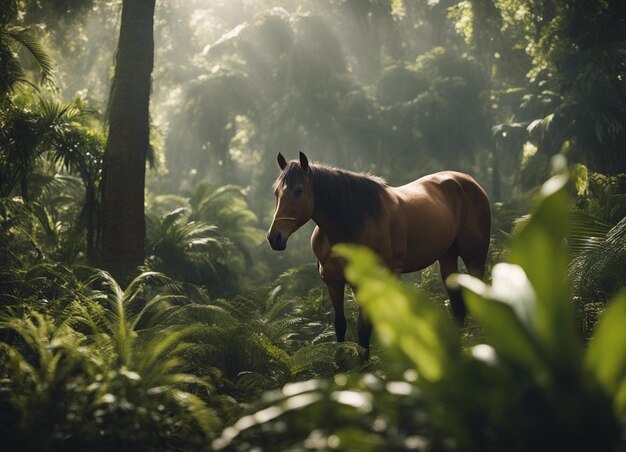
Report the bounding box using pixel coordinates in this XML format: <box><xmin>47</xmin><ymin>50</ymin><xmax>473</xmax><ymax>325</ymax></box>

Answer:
<box><xmin>267</xmin><ymin>152</ymin><xmax>491</xmax><ymax>358</ymax></box>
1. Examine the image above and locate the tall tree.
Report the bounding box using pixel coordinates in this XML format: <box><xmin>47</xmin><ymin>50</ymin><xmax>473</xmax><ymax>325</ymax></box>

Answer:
<box><xmin>100</xmin><ymin>0</ymin><xmax>156</xmax><ymax>282</ymax></box>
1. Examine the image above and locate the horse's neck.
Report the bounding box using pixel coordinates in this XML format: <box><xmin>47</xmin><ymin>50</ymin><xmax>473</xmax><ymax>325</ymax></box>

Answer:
<box><xmin>309</xmin><ymin>166</ymin><xmax>386</xmax><ymax>242</ymax></box>
<box><xmin>311</xmin><ymin>205</ymin><xmax>347</xmax><ymax>244</ymax></box>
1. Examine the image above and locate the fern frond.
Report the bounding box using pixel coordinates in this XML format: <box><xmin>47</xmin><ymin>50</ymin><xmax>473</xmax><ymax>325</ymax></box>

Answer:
<box><xmin>570</xmin><ymin>216</ymin><xmax>626</xmax><ymax>302</ymax></box>
<box><xmin>569</xmin><ymin>210</ymin><xmax>613</xmax><ymax>255</ymax></box>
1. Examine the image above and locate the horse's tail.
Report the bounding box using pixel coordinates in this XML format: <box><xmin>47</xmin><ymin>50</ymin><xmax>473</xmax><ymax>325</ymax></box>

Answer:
<box><xmin>456</xmin><ymin>174</ymin><xmax>491</xmax><ymax>280</ymax></box>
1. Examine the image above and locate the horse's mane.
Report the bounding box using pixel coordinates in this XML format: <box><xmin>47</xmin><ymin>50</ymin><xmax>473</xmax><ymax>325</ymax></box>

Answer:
<box><xmin>274</xmin><ymin>162</ymin><xmax>388</xmax><ymax>239</ymax></box>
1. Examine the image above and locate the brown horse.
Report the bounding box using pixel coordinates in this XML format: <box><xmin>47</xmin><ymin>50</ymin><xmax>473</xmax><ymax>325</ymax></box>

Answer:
<box><xmin>267</xmin><ymin>152</ymin><xmax>491</xmax><ymax>357</ymax></box>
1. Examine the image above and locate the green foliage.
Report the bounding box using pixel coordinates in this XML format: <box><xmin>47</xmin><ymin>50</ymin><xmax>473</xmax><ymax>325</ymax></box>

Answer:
<box><xmin>0</xmin><ymin>270</ymin><xmax>220</xmax><ymax>450</ymax></box>
<box><xmin>188</xmin><ymin>182</ymin><xmax>265</xmax><ymax>265</ymax></box>
<box><xmin>524</xmin><ymin>1</ymin><xmax>624</xmax><ymax>173</ymax></box>
<box><xmin>145</xmin><ymin>181</ymin><xmax>265</xmax><ymax>294</ymax></box>
<box><xmin>212</xmin><ymin>374</ymin><xmax>428</xmax><ymax>451</ymax></box>
<box><xmin>170</xmin><ymin>285</ymin><xmax>365</xmax><ymax>402</ymax></box>
<box><xmin>0</xmin><ymin>92</ymin><xmax>104</xmax><ymax>264</ymax></box>
<box><xmin>568</xmin><ymin>168</ymin><xmax>626</xmax><ymax>303</ymax></box>
<box><xmin>570</xmin><ymin>216</ymin><xmax>626</xmax><ymax>303</ymax></box>
<box><xmin>145</xmin><ymin>206</ymin><xmax>233</xmax><ymax>290</ymax></box>
<box><xmin>164</xmin><ymin>3</ymin><xmax>494</xmax><ymax>194</ymax></box>
<box><xmin>0</xmin><ymin>0</ymin><xmax>55</xmax><ymax>95</ymax></box>
<box><xmin>379</xmin><ymin>47</ymin><xmax>491</xmax><ymax>171</ymax></box>
<box><xmin>586</xmin><ymin>291</ymin><xmax>626</xmax><ymax>416</ymax></box>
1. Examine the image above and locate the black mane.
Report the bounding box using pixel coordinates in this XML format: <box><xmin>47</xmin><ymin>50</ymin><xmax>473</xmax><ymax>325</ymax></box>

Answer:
<box><xmin>274</xmin><ymin>162</ymin><xmax>387</xmax><ymax>239</ymax></box>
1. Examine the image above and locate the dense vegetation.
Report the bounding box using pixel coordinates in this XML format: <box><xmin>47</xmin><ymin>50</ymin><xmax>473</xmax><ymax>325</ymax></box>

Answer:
<box><xmin>1</xmin><ymin>0</ymin><xmax>624</xmax><ymax>450</ymax></box>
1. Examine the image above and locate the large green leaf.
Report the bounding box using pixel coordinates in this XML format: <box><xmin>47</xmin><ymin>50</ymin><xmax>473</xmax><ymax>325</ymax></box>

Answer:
<box><xmin>585</xmin><ymin>291</ymin><xmax>626</xmax><ymax>415</ymax></box>
<box><xmin>510</xmin><ymin>168</ymin><xmax>581</xmax><ymax>370</ymax></box>
<box><xmin>335</xmin><ymin>244</ymin><xmax>459</xmax><ymax>382</ymax></box>
<box><xmin>451</xmin><ymin>267</ymin><xmax>548</xmax><ymax>376</ymax></box>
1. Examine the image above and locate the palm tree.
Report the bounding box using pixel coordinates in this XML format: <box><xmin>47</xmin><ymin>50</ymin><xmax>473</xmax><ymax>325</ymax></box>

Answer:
<box><xmin>0</xmin><ymin>102</ymin><xmax>43</xmax><ymax>202</ymax></box>
<box><xmin>0</xmin><ymin>95</ymin><xmax>104</xmax><ymax>263</ymax></box>
<box><xmin>49</xmin><ymin>122</ymin><xmax>105</xmax><ymax>261</ymax></box>
<box><xmin>0</xmin><ymin>95</ymin><xmax>81</xmax><ymax>203</ymax></box>
<box><xmin>100</xmin><ymin>0</ymin><xmax>156</xmax><ymax>284</ymax></box>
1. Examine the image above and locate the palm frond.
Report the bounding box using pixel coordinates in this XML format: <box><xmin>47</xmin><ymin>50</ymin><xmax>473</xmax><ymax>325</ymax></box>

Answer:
<box><xmin>568</xmin><ymin>210</ymin><xmax>613</xmax><ymax>255</ymax></box>
<box><xmin>169</xmin><ymin>388</ymin><xmax>220</xmax><ymax>436</ymax></box>
<box><xmin>160</xmin><ymin>206</ymin><xmax>191</xmax><ymax>230</ymax></box>
<box><xmin>291</xmin><ymin>342</ymin><xmax>339</xmax><ymax>378</ymax></box>
<box><xmin>570</xmin><ymin>216</ymin><xmax>626</xmax><ymax>302</ymax></box>
<box><xmin>175</xmin><ymin>303</ymin><xmax>239</xmax><ymax>326</ymax></box>
<box><xmin>265</xmin><ymin>298</ymin><xmax>297</xmax><ymax>323</ymax></box>
<box><xmin>37</xmin><ymin>96</ymin><xmax>81</xmax><ymax>126</ymax></box>
<box><xmin>124</xmin><ymin>271</ymin><xmax>182</xmax><ymax>302</ymax></box>
<box><xmin>6</xmin><ymin>25</ymin><xmax>55</xmax><ymax>88</ymax></box>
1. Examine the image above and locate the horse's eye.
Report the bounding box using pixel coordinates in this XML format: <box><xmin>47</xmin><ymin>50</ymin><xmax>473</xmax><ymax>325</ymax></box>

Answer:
<box><xmin>294</xmin><ymin>187</ymin><xmax>304</xmax><ymax>198</ymax></box>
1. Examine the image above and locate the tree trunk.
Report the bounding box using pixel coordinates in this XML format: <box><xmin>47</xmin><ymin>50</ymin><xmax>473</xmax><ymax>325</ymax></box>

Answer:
<box><xmin>100</xmin><ymin>0</ymin><xmax>155</xmax><ymax>283</ymax></box>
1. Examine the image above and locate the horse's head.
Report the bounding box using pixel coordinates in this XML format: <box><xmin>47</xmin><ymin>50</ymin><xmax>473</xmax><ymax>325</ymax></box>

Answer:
<box><xmin>267</xmin><ymin>152</ymin><xmax>314</xmax><ymax>251</ymax></box>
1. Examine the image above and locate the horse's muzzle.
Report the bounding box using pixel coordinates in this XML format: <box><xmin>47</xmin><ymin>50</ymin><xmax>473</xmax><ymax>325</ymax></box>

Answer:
<box><xmin>267</xmin><ymin>230</ymin><xmax>287</xmax><ymax>251</ymax></box>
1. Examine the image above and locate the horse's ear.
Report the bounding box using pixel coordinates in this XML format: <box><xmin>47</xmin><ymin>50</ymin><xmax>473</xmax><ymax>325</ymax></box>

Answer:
<box><xmin>299</xmin><ymin>152</ymin><xmax>309</xmax><ymax>171</ymax></box>
<box><xmin>277</xmin><ymin>153</ymin><xmax>287</xmax><ymax>170</ymax></box>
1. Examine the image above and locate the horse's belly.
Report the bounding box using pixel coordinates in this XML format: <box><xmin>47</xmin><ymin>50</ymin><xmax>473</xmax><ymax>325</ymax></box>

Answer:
<box><xmin>399</xmin><ymin>241</ymin><xmax>453</xmax><ymax>273</ymax></box>
<box><xmin>392</xmin><ymin>195</ymin><xmax>459</xmax><ymax>273</ymax></box>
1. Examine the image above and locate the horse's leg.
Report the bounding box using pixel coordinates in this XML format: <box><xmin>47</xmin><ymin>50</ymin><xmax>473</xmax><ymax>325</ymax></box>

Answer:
<box><xmin>357</xmin><ymin>303</ymin><xmax>372</xmax><ymax>360</ymax></box>
<box><xmin>355</xmin><ymin>265</ymin><xmax>401</xmax><ymax>360</ymax></box>
<box><xmin>458</xmin><ymin>230</ymin><xmax>489</xmax><ymax>282</ymax></box>
<box><xmin>464</xmin><ymin>252</ymin><xmax>487</xmax><ymax>280</ymax></box>
<box><xmin>439</xmin><ymin>247</ymin><xmax>466</xmax><ymax>326</ymax></box>
<box><xmin>326</xmin><ymin>280</ymin><xmax>347</xmax><ymax>342</ymax></box>
<box><xmin>453</xmin><ymin>222</ymin><xmax>490</xmax><ymax>327</ymax></box>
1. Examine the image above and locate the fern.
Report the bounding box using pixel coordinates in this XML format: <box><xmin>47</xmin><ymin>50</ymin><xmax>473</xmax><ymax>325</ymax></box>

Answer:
<box><xmin>570</xmin><ymin>217</ymin><xmax>626</xmax><ymax>302</ymax></box>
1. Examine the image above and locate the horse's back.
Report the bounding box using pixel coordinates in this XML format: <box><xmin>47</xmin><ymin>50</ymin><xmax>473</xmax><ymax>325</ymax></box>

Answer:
<box><xmin>390</xmin><ymin>171</ymin><xmax>490</xmax><ymax>272</ymax></box>
<box><xmin>422</xmin><ymin>171</ymin><xmax>491</xmax><ymax>260</ymax></box>
<box><xmin>398</xmin><ymin>171</ymin><xmax>476</xmax><ymax>194</ymax></box>
<box><xmin>398</xmin><ymin>171</ymin><xmax>489</xmax><ymax>215</ymax></box>
<box><xmin>393</xmin><ymin>171</ymin><xmax>481</xmax><ymax>219</ymax></box>
<box><xmin>412</xmin><ymin>170</ymin><xmax>490</xmax><ymax>234</ymax></box>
